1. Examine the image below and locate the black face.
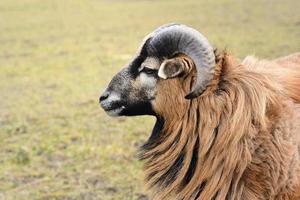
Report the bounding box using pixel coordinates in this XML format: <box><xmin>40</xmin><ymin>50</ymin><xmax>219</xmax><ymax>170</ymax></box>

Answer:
<box><xmin>99</xmin><ymin>56</ymin><xmax>161</xmax><ymax>117</ymax></box>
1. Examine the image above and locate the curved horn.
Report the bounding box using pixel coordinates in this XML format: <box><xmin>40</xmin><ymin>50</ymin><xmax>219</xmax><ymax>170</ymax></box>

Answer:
<box><xmin>147</xmin><ymin>23</ymin><xmax>216</xmax><ymax>99</ymax></box>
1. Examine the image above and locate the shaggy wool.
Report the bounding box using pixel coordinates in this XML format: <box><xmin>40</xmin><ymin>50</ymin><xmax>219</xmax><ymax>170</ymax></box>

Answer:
<box><xmin>140</xmin><ymin>52</ymin><xmax>300</xmax><ymax>200</ymax></box>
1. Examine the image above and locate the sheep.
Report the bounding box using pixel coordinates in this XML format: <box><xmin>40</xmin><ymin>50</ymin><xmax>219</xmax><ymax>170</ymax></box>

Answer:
<box><xmin>99</xmin><ymin>23</ymin><xmax>300</xmax><ymax>200</ymax></box>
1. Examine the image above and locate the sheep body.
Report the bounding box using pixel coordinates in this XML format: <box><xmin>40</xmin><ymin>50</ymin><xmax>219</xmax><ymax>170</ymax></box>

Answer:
<box><xmin>140</xmin><ymin>52</ymin><xmax>300</xmax><ymax>200</ymax></box>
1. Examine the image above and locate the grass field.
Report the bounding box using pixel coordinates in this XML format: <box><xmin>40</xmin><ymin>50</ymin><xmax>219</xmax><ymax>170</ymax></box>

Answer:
<box><xmin>0</xmin><ymin>0</ymin><xmax>299</xmax><ymax>199</ymax></box>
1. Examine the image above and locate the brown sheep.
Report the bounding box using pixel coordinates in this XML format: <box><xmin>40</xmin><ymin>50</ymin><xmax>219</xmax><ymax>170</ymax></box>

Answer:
<box><xmin>99</xmin><ymin>23</ymin><xmax>300</xmax><ymax>200</ymax></box>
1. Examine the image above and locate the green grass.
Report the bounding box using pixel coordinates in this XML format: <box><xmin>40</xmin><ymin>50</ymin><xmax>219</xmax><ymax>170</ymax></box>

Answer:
<box><xmin>0</xmin><ymin>0</ymin><xmax>299</xmax><ymax>199</ymax></box>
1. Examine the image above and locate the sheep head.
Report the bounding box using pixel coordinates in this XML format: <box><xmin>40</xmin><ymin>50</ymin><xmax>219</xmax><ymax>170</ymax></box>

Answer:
<box><xmin>99</xmin><ymin>23</ymin><xmax>215</xmax><ymax>117</ymax></box>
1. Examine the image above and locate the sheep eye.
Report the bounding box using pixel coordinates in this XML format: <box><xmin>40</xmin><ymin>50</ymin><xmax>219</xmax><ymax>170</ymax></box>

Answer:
<box><xmin>141</xmin><ymin>67</ymin><xmax>157</xmax><ymax>75</ymax></box>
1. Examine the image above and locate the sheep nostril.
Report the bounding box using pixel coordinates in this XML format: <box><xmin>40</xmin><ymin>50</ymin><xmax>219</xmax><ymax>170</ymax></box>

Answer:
<box><xmin>99</xmin><ymin>91</ymin><xmax>110</xmax><ymax>102</ymax></box>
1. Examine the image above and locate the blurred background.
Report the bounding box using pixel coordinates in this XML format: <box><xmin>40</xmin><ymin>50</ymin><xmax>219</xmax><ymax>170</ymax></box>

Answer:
<box><xmin>0</xmin><ymin>0</ymin><xmax>299</xmax><ymax>199</ymax></box>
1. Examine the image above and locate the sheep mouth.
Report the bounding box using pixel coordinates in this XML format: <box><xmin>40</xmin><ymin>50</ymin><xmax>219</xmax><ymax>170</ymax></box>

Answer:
<box><xmin>100</xmin><ymin>99</ymin><xmax>125</xmax><ymax>116</ymax></box>
<box><xmin>100</xmin><ymin>99</ymin><xmax>127</xmax><ymax>116</ymax></box>
<box><xmin>103</xmin><ymin>105</ymin><xmax>125</xmax><ymax>117</ymax></box>
<box><xmin>101</xmin><ymin>100</ymin><xmax>155</xmax><ymax>117</ymax></box>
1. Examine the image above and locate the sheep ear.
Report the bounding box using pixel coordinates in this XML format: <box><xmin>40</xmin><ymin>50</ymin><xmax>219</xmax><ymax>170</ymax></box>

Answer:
<box><xmin>158</xmin><ymin>58</ymin><xmax>186</xmax><ymax>79</ymax></box>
